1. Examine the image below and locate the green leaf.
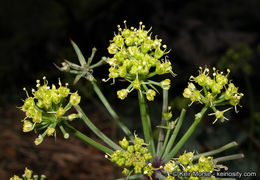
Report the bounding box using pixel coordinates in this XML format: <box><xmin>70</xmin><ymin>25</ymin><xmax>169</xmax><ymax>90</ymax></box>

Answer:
<box><xmin>70</xmin><ymin>40</ymin><xmax>86</xmax><ymax>66</ymax></box>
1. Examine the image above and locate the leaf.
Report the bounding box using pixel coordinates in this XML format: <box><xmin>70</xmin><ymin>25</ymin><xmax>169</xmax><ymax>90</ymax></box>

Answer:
<box><xmin>70</xmin><ymin>40</ymin><xmax>86</xmax><ymax>66</ymax></box>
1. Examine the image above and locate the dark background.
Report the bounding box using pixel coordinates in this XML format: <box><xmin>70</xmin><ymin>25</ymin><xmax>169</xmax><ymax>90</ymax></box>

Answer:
<box><xmin>0</xmin><ymin>0</ymin><xmax>259</xmax><ymax>179</ymax></box>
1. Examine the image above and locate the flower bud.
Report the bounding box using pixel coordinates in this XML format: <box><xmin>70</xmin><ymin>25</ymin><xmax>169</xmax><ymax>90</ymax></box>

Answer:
<box><xmin>107</xmin><ymin>43</ymin><xmax>118</xmax><ymax>54</ymax></box>
<box><xmin>56</xmin><ymin>107</ymin><xmax>66</xmax><ymax>117</ymax></box>
<box><xmin>146</xmin><ymin>89</ymin><xmax>156</xmax><ymax>101</ymax></box>
<box><xmin>164</xmin><ymin>161</ymin><xmax>176</xmax><ymax>173</ymax></box>
<box><xmin>119</xmin><ymin>137</ymin><xmax>129</xmax><ymax>149</ymax></box>
<box><xmin>70</xmin><ymin>92</ymin><xmax>81</xmax><ymax>105</ymax></box>
<box><xmin>179</xmin><ymin>152</ymin><xmax>194</xmax><ymax>165</ymax></box>
<box><xmin>46</xmin><ymin>127</ymin><xmax>55</xmax><ymax>136</ymax></box>
<box><xmin>24</xmin><ymin>167</ymin><xmax>32</xmax><ymax>179</ymax></box>
<box><xmin>58</xmin><ymin>86</ymin><xmax>70</xmax><ymax>98</ymax></box>
<box><xmin>68</xmin><ymin>113</ymin><xmax>78</xmax><ymax>121</ymax></box>
<box><xmin>34</xmin><ymin>135</ymin><xmax>43</xmax><ymax>145</ymax></box>
<box><xmin>117</xmin><ymin>89</ymin><xmax>128</xmax><ymax>100</ymax></box>
<box><xmin>161</xmin><ymin>79</ymin><xmax>171</xmax><ymax>90</ymax></box>
<box><xmin>23</xmin><ymin>120</ymin><xmax>34</xmax><ymax>132</ymax></box>
<box><xmin>132</xmin><ymin>79</ymin><xmax>142</xmax><ymax>89</ymax></box>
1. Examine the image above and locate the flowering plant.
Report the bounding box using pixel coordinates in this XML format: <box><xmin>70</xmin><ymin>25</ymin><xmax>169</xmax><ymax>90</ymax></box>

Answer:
<box><xmin>13</xmin><ymin>21</ymin><xmax>244</xmax><ymax>180</ymax></box>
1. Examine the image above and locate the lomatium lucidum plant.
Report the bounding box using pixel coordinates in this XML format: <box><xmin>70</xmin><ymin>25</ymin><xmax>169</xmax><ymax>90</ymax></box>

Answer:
<box><xmin>13</xmin><ymin>21</ymin><xmax>245</xmax><ymax>180</ymax></box>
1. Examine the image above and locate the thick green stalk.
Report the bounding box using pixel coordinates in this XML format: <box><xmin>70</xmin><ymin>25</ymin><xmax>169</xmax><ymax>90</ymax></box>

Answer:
<box><xmin>158</xmin><ymin>126</ymin><xmax>171</xmax><ymax>158</ymax></box>
<box><xmin>91</xmin><ymin>81</ymin><xmax>134</xmax><ymax>140</ymax></box>
<box><xmin>63</xmin><ymin>122</ymin><xmax>113</xmax><ymax>154</ymax></box>
<box><xmin>74</xmin><ymin>105</ymin><xmax>122</xmax><ymax>150</ymax></box>
<box><xmin>213</xmin><ymin>153</ymin><xmax>244</xmax><ymax>163</ymax></box>
<box><xmin>193</xmin><ymin>141</ymin><xmax>238</xmax><ymax>160</ymax></box>
<box><xmin>164</xmin><ymin>106</ymin><xmax>208</xmax><ymax>162</ymax></box>
<box><xmin>162</xmin><ymin>109</ymin><xmax>186</xmax><ymax>158</ymax></box>
<box><xmin>138</xmin><ymin>91</ymin><xmax>155</xmax><ymax>155</ymax></box>
<box><xmin>157</xmin><ymin>89</ymin><xmax>168</xmax><ymax>156</ymax></box>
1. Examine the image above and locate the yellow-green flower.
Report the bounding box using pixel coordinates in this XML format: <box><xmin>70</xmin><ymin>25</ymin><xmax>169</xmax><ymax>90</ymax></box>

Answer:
<box><xmin>105</xmin><ymin>21</ymin><xmax>174</xmax><ymax>101</ymax></box>
<box><xmin>20</xmin><ymin>77</ymin><xmax>81</xmax><ymax>145</ymax></box>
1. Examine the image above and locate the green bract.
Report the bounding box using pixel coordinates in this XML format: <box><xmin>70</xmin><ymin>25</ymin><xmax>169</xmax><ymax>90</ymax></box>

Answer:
<box><xmin>105</xmin><ymin>21</ymin><xmax>174</xmax><ymax>101</ymax></box>
<box><xmin>20</xmin><ymin>77</ymin><xmax>81</xmax><ymax>145</ymax></box>
<box><xmin>183</xmin><ymin>67</ymin><xmax>243</xmax><ymax>124</ymax></box>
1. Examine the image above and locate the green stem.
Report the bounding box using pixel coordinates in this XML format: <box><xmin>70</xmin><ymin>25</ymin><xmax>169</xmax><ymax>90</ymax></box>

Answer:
<box><xmin>157</xmin><ymin>89</ymin><xmax>169</xmax><ymax>156</ymax></box>
<box><xmin>91</xmin><ymin>81</ymin><xmax>134</xmax><ymax>140</ymax></box>
<box><xmin>164</xmin><ymin>106</ymin><xmax>208</xmax><ymax>162</ymax></box>
<box><xmin>89</xmin><ymin>57</ymin><xmax>106</xmax><ymax>69</ymax></box>
<box><xmin>156</xmin><ymin>173</ymin><xmax>167</xmax><ymax>180</ymax></box>
<box><xmin>193</xmin><ymin>141</ymin><xmax>238</xmax><ymax>160</ymax></box>
<box><xmin>163</xmin><ymin>109</ymin><xmax>186</xmax><ymax>158</ymax></box>
<box><xmin>138</xmin><ymin>90</ymin><xmax>155</xmax><ymax>156</ymax></box>
<box><xmin>158</xmin><ymin>125</ymin><xmax>171</xmax><ymax>158</ymax></box>
<box><xmin>59</xmin><ymin>124</ymin><xmax>70</xmax><ymax>139</ymax></box>
<box><xmin>74</xmin><ymin>104</ymin><xmax>122</xmax><ymax>150</ymax></box>
<box><xmin>63</xmin><ymin>122</ymin><xmax>113</xmax><ymax>154</ymax></box>
<box><xmin>213</xmin><ymin>153</ymin><xmax>244</xmax><ymax>163</ymax></box>
<box><xmin>116</xmin><ymin>174</ymin><xmax>143</xmax><ymax>180</ymax></box>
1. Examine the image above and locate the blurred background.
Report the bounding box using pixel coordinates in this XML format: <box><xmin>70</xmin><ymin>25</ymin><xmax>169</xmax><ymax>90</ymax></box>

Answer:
<box><xmin>0</xmin><ymin>0</ymin><xmax>259</xmax><ymax>179</ymax></box>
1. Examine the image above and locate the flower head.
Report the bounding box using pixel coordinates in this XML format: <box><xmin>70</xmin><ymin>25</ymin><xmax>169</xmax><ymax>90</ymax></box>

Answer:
<box><xmin>20</xmin><ymin>77</ymin><xmax>81</xmax><ymax>145</ymax></box>
<box><xmin>105</xmin><ymin>21</ymin><xmax>174</xmax><ymax>101</ymax></box>
<box><xmin>183</xmin><ymin>67</ymin><xmax>243</xmax><ymax>123</ymax></box>
<box><xmin>106</xmin><ymin>135</ymin><xmax>156</xmax><ymax>178</ymax></box>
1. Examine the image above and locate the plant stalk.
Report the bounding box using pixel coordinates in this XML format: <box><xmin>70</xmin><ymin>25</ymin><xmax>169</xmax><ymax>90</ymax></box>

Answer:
<box><xmin>162</xmin><ymin>109</ymin><xmax>186</xmax><ymax>158</ymax></box>
<box><xmin>74</xmin><ymin>104</ymin><xmax>122</xmax><ymax>150</ymax></box>
<box><xmin>164</xmin><ymin>106</ymin><xmax>208</xmax><ymax>162</ymax></box>
<box><xmin>91</xmin><ymin>81</ymin><xmax>134</xmax><ymax>140</ymax></box>
<box><xmin>63</xmin><ymin>122</ymin><xmax>113</xmax><ymax>154</ymax></box>
<box><xmin>193</xmin><ymin>141</ymin><xmax>238</xmax><ymax>160</ymax></box>
<box><xmin>157</xmin><ymin>89</ymin><xmax>169</xmax><ymax>156</ymax></box>
<box><xmin>213</xmin><ymin>153</ymin><xmax>244</xmax><ymax>163</ymax></box>
<box><xmin>138</xmin><ymin>91</ymin><xmax>155</xmax><ymax>156</ymax></box>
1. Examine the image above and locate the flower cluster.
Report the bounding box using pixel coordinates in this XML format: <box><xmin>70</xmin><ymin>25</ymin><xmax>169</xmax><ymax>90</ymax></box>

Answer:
<box><xmin>183</xmin><ymin>67</ymin><xmax>243</xmax><ymax>123</ymax></box>
<box><xmin>105</xmin><ymin>21</ymin><xmax>174</xmax><ymax>101</ymax></box>
<box><xmin>106</xmin><ymin>136</ymin><xmax>158</xmax><ymax>179</ymax></box>
<box><xmin>164</xmin><ymin>152</ymin><xmax>217</xmax><ymax>180</ymax></box>
<box><xmin>10</xmin><ymin>167</ymin><xmax>46</xmax><ymax>180</ymax></box>
<box><xmin>20</xmin><ymin>77</ymin><xmax>81</xmax><ymax>145</ymax></box>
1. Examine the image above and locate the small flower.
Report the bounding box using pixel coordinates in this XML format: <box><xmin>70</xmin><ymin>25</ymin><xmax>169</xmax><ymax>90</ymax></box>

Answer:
<box><xmin>146</xmin><ymin>89</ymin><xmax>156</xmax><ymax>101</ymax></box>
<box><xmin>209</xmin><ymin>107</ymin><xmax>232</xmax><ymax>124</ymax></box>
<box><xmin>23</xmin><ymin>120</ymin><xmax>34</xmax><ymax>132</ymax></box>
<box><xmin>68</xmin><ymin>113</ymin><xmax>78</xmax><ymax>121</ymax></box>
<box><xmin>119</xmin><ymin>137</ymin><xmax>129</xmax><ymax>149</ymax></box>
<box><xmin>117</xmin><ymin>89</ymin><xmax>128</xmax><ymax>100</ymax></box>
<box><xmin>46</xmin><ymin>127</ymin><xmax>55</xmax><ymax>136</ymax></box>
<box><xmin>164</xmin><ymin>161</ymin><xmax>177</xmax><ymax>173</ymax></box>
<box><xmin>24</xmin><ymin>167</ymin><xmax>32</xmax><ymax>179</ymax></box>
<box><xmin>34</xmin><ymin>135</ymin><xmax>43</xmax><ymax>145</ymax></box>
<box><xmin>70</xmin><ymin>92</ymin><xmax>81</xmax><ymax>105</ymax></box>
<box><xmin>161</xmin><ymin>79</ymin><xmax>171</xmax><ymax>90</ymax></box>
<box><xmin>179</xmin><ymin>152</ymin><xmax>194</xmax><ymax>165</ymax></box>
